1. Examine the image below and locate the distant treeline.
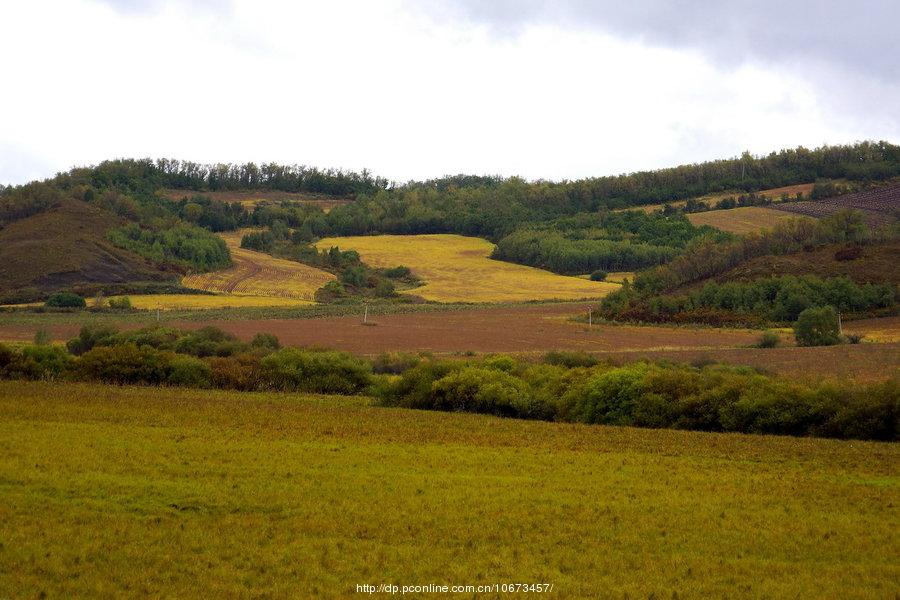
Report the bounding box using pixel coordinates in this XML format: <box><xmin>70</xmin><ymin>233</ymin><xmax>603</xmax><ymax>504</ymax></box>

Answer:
<box><xmin>2</xmin><ymin>328</ymin><xmax>896</xmax><ymax>442</ymax></box>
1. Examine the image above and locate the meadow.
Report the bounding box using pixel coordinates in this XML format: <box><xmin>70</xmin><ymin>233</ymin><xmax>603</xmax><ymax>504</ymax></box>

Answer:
<box><xmin>686</xmin><ymin>206</ymin><xmax>813</xmax><ymax>234</ymax></box>
<box><xmin>315</xmin><ymin>234</ymin><xmax>617</xmax><ymax>302</ymax></box>
<box><xmin>184</xmin><ymin>230</ymin><xmax>335</xmax><ymax>300</ymax></box>
<box><xmin>0</xmin><ymin>381</ymin><xmax>896</xmax><ymax>598</ymax></box>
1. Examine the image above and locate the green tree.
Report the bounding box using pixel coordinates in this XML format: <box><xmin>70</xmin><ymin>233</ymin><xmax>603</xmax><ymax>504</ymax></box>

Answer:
<box><xmin>794</xmin><ymin>306</ymin><xmax>841</xmax><ymax>347</ymax></box>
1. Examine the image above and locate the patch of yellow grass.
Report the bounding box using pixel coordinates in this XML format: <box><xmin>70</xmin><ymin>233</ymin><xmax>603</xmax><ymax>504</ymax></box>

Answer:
<box><xmin>316</xmin><ymin>234</ymin><xmax>618</xmax><ymax>303</ymax></box>
<box><xmin>184</xmin><ymin>230</ymin><xmax>334</xmax><ymax>301</ymax></box>
<box><xmin>616</xmin><ymin>183</ymin><xmax>816</xmax><ymax>214</ymax></box>
<box><xmin>687</xmin><ymin>206</ymin><xmax>813</xmax><ymax>234</ymax></box>
<box><xmin>577</xmin><ymin>271</ymin><xmax>634</xmax><ymax>284</ymax></box>
<box><xmin>101</xmin><ymin>294</ymin><xmax>314</xmax><ymax>310</ymax></box>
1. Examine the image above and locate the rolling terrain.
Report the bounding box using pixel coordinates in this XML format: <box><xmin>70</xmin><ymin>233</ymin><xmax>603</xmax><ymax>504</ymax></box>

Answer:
<box><xmin>1</xmin><ymin>381</ymin><xmax>896</xmax><ymax>597</ymax></box>
<box><xmin>686</xmin><ymin>206</ymin><xmax>812</xmax><ymax>234</ymax></box>
<box><xmin>183</xmin><ymin>230</ymin><xmax>335</xmax><ymax>302</ymax></box>
<box><xmin>0</xmin><ymin>199</ymin><xmax>174</xmax><ymax>300</ymax></box>
<box><xmin>315</xmin><ymin>234</ymin><xmax>617</xmax><ymax>302</ymax></box>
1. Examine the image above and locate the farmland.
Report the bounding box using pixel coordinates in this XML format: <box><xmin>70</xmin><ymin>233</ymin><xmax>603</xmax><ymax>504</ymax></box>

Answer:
<box><xmin>619</xmin><ymin>183</ymin><xmax>815</xmax><ymax>214</ymax></box>
<box><xmin>0</xmin><ymin>380</ymin><xmax>896</xmax><ymax>597</ymax></box>
<box><xmin>102</xmin><ymin>294</ymin><xmax>314</xmax><ymax>310</ymax></box>
<box><xmin>184</xmin><ymin>230</ymin><xmax>334</xmax><ymax>300</ymax></box>
<box><xmin>159</xmin><ymin>188</ymin><xmax>352</xmax><ymax>212</ymax></box>
<box><xmin>771</xmin><ymin>183</ymin><xmax>900</xmax><ymax>227</ymax></box>
<box><xmin>315</xmin><ymin>234</ymin><xmax>617</xmax><ymax>302</ymax></box>
<box><xmin>686</xmin><ymin>206</ymin><xmax>812</xmax><ymax>234</ymax></box>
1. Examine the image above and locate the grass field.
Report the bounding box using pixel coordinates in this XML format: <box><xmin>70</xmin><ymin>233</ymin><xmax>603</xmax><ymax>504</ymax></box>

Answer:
<box><xmin>0</xmin><ymin>381</ymin><xmax>896</xmax><ymax>597</ymax></box>
<box><xmin>316</xmin><ymin>234</ymin><xmax>617</xmax><ymax>302</ymax></box>
<box><xmin>184</xmin><ymin>230</ymin><xmax>335</xmax><ymax>300</ymax></box>
<box><xmin>686</xmin><ymin>206</ymin><xmax>813</xmax><ymax>234</ymax></box>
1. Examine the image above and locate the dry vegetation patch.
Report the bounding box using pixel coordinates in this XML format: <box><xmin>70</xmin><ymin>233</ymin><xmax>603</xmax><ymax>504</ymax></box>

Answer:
<box><xmin>686</xmin><ymin>206</ymin><xmax>813</xmax><ymax>234</ymax></box>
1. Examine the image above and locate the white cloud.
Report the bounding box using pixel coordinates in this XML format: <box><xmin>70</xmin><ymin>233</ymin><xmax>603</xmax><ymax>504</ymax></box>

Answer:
<box><xmin>0</xmin><ymin>0</ymin><xmax>895</xmax><ymax>185</ymax></box>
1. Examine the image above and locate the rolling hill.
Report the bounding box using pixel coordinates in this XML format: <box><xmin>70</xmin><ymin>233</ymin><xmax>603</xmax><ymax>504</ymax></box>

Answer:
<box><xmin>0</xmin><ymin>199</ymin><xmax>174</xmax><ymax>302</ymax></box>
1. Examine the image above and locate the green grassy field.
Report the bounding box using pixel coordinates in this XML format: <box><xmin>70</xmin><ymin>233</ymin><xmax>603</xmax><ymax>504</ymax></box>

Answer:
<box><xmin>1</xmin><ymin>382</ymin><xmax>897</xmax><ymax>597</ymax></box>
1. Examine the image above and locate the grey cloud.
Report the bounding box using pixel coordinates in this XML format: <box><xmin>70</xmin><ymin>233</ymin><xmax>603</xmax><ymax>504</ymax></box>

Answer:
<box><xmin>416</xmin><ymin>0</ymin><xmax>898</xmax><ymax>82</ymax></box>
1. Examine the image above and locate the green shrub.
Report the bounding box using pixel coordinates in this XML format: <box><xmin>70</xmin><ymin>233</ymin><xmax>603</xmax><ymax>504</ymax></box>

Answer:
<box><xmin>167</xmin><ymin>355</ymin><xmax>212</xmax><ymax>388</ymax></box>
<box><xmin>543</xmin><ymin>351</ymin><xmax>599</xmax><ymax>368</ymax></box>
<box><xmin>431</xmin><ymin>367</ymin><xmax>546</xmax><ymax>418</ymax></box>
<box><xmin>589</xmin><ymin>270</ymin><xmax>608</xmax><ymax>282</ymax></box>
<box><xmin>45</xmin><ymin>292</ymin><xmax>86</xmax><ymax>308</ymax></box>
<box><xmin>250</xmin><ymin>333</ymin><xmax>281</xmax><ymax>352</ymax></box>
<box><xmin>75</xmin><ymin>344</ymin><xmax>174</xmax><ymax>385</ymax></box>
<box><xmin>374</xmin><ymin>279</ymin><xmax>396</xmax><ymax>298</ymax></box>
<box><xmin>108</xmin><ymin>297</ymin><xmax>132</xmax><ymax>310</ymax></box>
<box><xmin>482</xmin><ymin>354</ymin><xmax>518</xmax><ymax>373</ymax></box>
<box><xmin>33</xmin><ymin>329</ymin><xmax>52</xmax><ymax>345</ymax></box>
<box><xmin>383</xmin><ymin>266</ymin><xmax>412</xmax><ymax>279</ymax></box>
<box><xmin>67</xmin><ymin>324</ymin><xmax>120</xmax><ymax>355</ymax></box>
<box><xmin>7</xmin><ymin>345</ymin><xmax>73</xmax><ymax>380</ymax></box>
<box><xmin>794</xmin><ymin>306</ymin><xmax>842</xmax><ymax>347</ymax></box>
<box><xmin>173</xmin><ymin>326</ymin><xmax>242</xmax><ymax>357</ymax></box>
<box><xmin>260</xmin><ymin>348</ymin><xmax>372</xmax><ymax>394</ymax></box>
<box><xmin>376</xmin><ymin>360</ymin><xmax>461</xmax><ymax>409</ymax></box>
<box><xmin>571</xmin><ymin>364</ymin><xmax>652</xmax><ymax>425</ymax></box>
<box><xmin>372</xmin><ymin>352</ymin><xmax>421</xmax><ymax>375</ymax></box>
<box><xmin>754</xmin><ymin>331</ymin><xmax>780</xmax><ymax>348</ymax></box>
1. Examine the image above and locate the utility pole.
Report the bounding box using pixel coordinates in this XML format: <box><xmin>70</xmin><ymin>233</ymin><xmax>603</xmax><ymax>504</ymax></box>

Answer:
<box><xmin>363</xmin><ymin>303</ymin><xmax>368</xmax><ymax>325</ymax></box>
<box><xmin>838</xmin><ymin>312</ymin><xmax>842</xmax><ymax>336</ymax></box>
<box><xmin>588</xmin><ymin>306</ymin><xmax>592</xmax><ymax>327</ymax></box>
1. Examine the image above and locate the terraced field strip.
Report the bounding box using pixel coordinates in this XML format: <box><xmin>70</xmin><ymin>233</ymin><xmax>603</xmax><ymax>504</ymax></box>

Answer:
<box><xmin>159</xmin><ymin>189</ymin><xmax>352</xmax><ymax>212</ymax></box>
<box><xmin>103</xmin><ymin>294</ymin><xmax>314</xmax><ymax>310</ymax></box>
<box><xmin>184</xmin><ymin>230</ymin><xmax>334</xmax><ymax>300</ymax></box>
<box><xmin>315</xmin><ymin>234</ymin><xmax>617</xmax><ymax>302</ymax></box>
<box><xmin>770</xmin><ymin>184</ymin><xmax>900</xmax><ymax>227</ymax></box>
<box><xmin>619</xmin><ymin>183</ymin><xmax>815</xmax><ymax>214</ymax></box>
<box><xmin>686</xmin><ymin>206</ymin><xmax>813</xmax><ymax>234</ymax></box>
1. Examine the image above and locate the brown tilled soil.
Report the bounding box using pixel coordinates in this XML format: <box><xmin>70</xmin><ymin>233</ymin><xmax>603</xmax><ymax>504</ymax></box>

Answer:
<box><xmin>5</xmin><ymin>303</ymin><xmax>897</xmax><ymax>381</ymax></box>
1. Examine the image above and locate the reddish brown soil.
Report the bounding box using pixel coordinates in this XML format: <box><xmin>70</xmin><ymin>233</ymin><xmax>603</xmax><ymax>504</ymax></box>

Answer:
<box><xmin>6</xmin><ymin>303</ymin><xmax>897</xmax><ymax>381</ymax></box>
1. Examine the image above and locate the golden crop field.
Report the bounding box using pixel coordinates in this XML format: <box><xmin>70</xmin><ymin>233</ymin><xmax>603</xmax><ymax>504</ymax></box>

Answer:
<box><xmin>101</xmin><ymin>294</ymin><xmax>314</xmax><ymax>310</ymax></box>
<box><xmin>184</xmin><ymin>230</ymin><xmax>335</xmax><ymax>301</ymax></box>
<box><xmin>1</xmin><ymin>381</ymin><xmax>897</xmax><ymax>598</ymax></box>
<box><xmin>687</xmin><ymin>206</ymin><xmax>813</xmax><ymax>234</ymax></box>
<box><xmin>315</xmin><ymin>234</ymin><xmax>617</xmax><ymax>302</ymax></box>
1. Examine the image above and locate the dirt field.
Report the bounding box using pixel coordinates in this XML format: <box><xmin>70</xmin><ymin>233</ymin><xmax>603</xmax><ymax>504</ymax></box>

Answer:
<box><xmin>687</xmin><ymin>206</ymin><xmax>813</xmax><ymax>234</ymax></box>
<box><xmin>315</xmin><ymin>234</ymin><xmax>617</xmax><ymax>302</ymax></box>
<box><xmin>7</xmin><ymin>303</ymin><xmax>895</xmax><ymax>382</ymax></box>
<box><xmin>771</xmin><ymin>184</ymin><xmax>900</xmax><ymax>228</ymax></box>
<box><xmin>183</xmin><ymin>230</ymin><xmax>334</xmax><ymax>300</ymax></box>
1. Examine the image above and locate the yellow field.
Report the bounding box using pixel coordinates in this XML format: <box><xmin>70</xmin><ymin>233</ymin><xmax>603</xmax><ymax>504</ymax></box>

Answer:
<box><xmin>315</xmin><ymin>234</ymin><xmax>618</xmax><ymax>302</ymax></box>
<box><xmin>184</xmin><ymin>230</ymin><xmax>335</xmax><ymax>301</ymax></box>
<box><xmin>577</xmin><ymin>271</ymin><xmax>634</xmax><ymax>284</ymax></box>
<box><xmin>687</xmin><ymin>206</ymin><xmax>813</xmax><ymax>234</ymax></box>
<box><xmin>102</xmin><ymin>294</ymin><xmax>314</xmax><ymax>310</ymax></box>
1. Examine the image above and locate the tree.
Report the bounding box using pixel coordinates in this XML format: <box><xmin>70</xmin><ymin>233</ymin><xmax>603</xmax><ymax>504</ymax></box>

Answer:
<box><xmin>794</xmin><ymin>306</ymin><xmax>841</xmax><ymax>347</ymax></box>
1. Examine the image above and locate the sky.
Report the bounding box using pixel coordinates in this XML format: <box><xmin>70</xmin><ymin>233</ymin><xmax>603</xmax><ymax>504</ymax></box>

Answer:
<box><xmin>0</xmin><ymin>0</ymin><xmax>897</xmax><ymax>185</ymax></box>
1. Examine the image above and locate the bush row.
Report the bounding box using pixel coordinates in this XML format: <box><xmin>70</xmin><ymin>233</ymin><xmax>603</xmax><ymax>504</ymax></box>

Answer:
<box><xmin>377</xmin><ymin>356</ymin><xmax>898</xmax><ymax>441</ymax></box>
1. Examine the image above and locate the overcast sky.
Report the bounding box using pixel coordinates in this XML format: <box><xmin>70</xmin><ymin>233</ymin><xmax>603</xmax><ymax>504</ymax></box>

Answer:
<box><xmin>1</xmin><ymin>0</ymin><xmax>897</xmax><ymax>185</ymax></box>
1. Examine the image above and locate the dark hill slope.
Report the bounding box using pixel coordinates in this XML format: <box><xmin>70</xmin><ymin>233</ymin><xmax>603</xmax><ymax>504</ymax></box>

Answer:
<box><xmin>0</xmin><ymin>199</ymin><xmax>175</xmax><ymax>299</ymax></box>
<box><xmin>684</xmin><ymin>240</ymin><xmax>900</xmax><ymax>289</ymax></box>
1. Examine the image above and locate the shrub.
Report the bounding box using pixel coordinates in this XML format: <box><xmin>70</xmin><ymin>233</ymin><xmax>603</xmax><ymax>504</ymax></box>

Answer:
<box><xmin>75</xmin><ymin>344</ymin><xmax>174</xmax><ymax>385</ymax></box>
<box><xmin>167</xmin><ymin>355</ymin><xmax>212</xmax><ymax>388</ymax></box>
<box><xmin>844</xmin><ymin>333</ymin><xmax>864</xmax><ymax>344</ymax></box>
<box><xmin>754</xmin><ymin>331</ymin><xmax>780</xmax><ymax>348</ymax></box>
<box><xmin>589</xmin><ymin>270</ymin><xmax>608</xmax><ymax>282</ymax></box>
<box><xmin>250</xmin><ymin>333</ymin><xmax>281</xmax><ymax>352</ymax></box>
<box><xmin>33</xmin><ymin>329</ymin><xmax>52</xmax><ymax>345</ymax></box>
<box><xmin>315</xmin><ymin>280</ymin><xmax>347</xmax><ymax>303</ymax></box>
<box><xmin>374</xmin><ymin>279</ymin><xmax>396</xmax><ymax>298</ymax></box>
<box><xmin>208</xmin><ymin>354</ymin><xmax>263</xmax><ymax>391</ymax></box>
<box><xmin>260</xmin><ymin>348</ymin><xmax>372</xmax><ymax>394</ymax></box>
<box><xmin>834</xmin><ymin>244</ymin><xmax>862</xmax><ymax>261</ymax></box>
<box><xmin>45</xmin><ymin>292</ymin><xmax>86</xmax><ymax>308</ymax></box>
<box><xmin>372</xmin><ymin>352</ymin><xmax>421</xmax><ymax>375</ymax></box>
<box><xmin>482</xmin><ymin>354</ymin><xmax>518</xmax><ymax>373</ymax></box>
<box><xmin>794</xmin><ymin>306</ymin><xmax>841</xmax><ymax>347</ymax></box>
<box><xmin>571</xmin><ymin>364</ymin><xmax>653</xmax><ymax>425</ymax></box>
<box><xmin>543</xmin><ymin>351</ymin><xmax>599</xmax><ymax>368</ymax></box>
<box><xmin>108</xmin><ymin>297</ymin><xmax>132</xmax><ymax>310</ymax></box>
<box><xmin>340</xmin><ymin>266</ymin><xmax>367</xmax><ymax>288</ymax></box>
<box><xmin>383</xmin><ymin>266</ymin><xmax>412</xmax><ymax>279</ymax></box>
<box><xmin>7</xmin><ymin>345</ymin><xmax>73</xmax><ymax>380</ymax></box>
<box><xmin>67</xmin><ymin>324</ymin><xmax>120</xmax><ymax>355</ymax></box>
<box><xmin>173</xmin><ymin>326</ymin><xmax>242</xmax><ymax>357</ymax></box>
<box><xmin>430</xmin><ymin>367</ymin><xmax>547</xmax><ymax>418</ymax></box>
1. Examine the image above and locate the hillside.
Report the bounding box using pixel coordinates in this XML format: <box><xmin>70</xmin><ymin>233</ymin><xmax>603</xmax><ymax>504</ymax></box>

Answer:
<box><xmin>771</xmin><ymin>183</ymin><xmax>900</xmax><ymax>227</ymax></box>
<box><xmin>700</xmin><ymin>240</ymin><xmax>900</xmax><ymax>287</ymax></box>
<box><xmin>0</xmin><ymin>199</ymin><xmax>174</xmax><ymax>300</ymax></box>
<box><xmin>2</xmin><ymin>381</ymin><xmax>896</xmax><ymax>597</ymax></box>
